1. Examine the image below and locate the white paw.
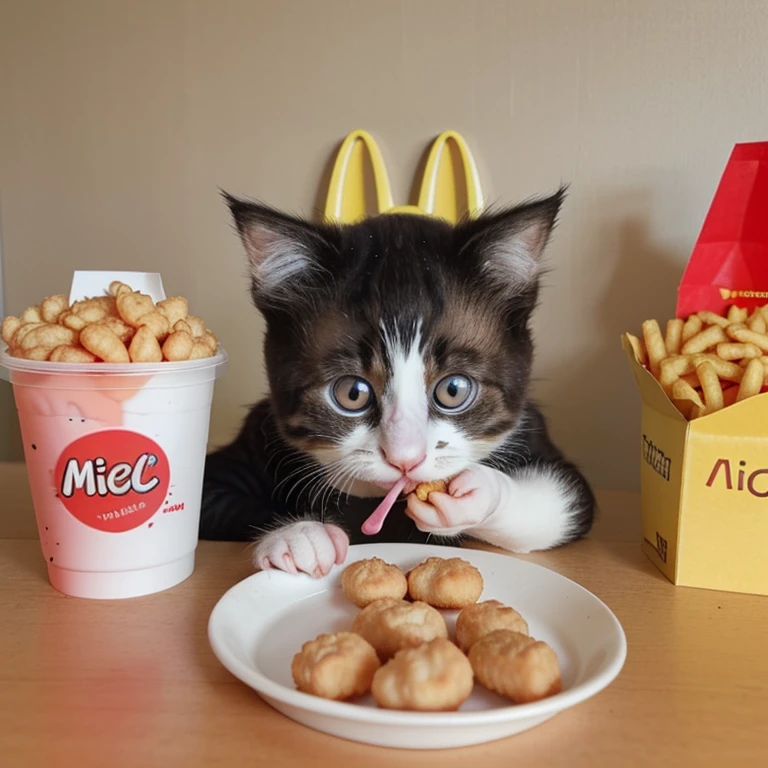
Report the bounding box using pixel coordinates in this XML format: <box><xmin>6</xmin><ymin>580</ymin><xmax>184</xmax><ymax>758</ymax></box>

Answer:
<box><xmin>252</xmin><ymin>521</ymin><xmax>349</xmax><ymax>578</ymax></box>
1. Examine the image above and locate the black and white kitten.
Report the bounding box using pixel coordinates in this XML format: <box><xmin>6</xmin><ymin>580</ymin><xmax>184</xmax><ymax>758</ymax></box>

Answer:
<box><xmin>200</xmin><ymin>189</ymin><xmax>595</xmax><ymax>577</ymax></box>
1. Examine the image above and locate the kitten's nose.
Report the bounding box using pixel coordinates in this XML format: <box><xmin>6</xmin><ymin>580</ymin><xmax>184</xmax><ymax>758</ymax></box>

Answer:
<box><xmin>382</xmin><ymin>448</ymin><xmax>426</xmax><ymax>474</ymax></box>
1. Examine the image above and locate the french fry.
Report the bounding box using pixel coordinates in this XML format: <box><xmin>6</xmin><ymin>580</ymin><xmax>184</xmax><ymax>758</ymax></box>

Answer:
<box><xmin>671</xmin><ymin>378</ymin><xmax>704</xmax><ymax>408</ymax></box>
<box><xmin>715</xmin><ymin>342</ymin><xmax>761</xmax><ymax>361</ymax></box>
<box><xmin>690</xmin><ymin>354</ymin><xmax>744</xmax><ymax>383</ymax></box>
<box><xmin>682</xmin><ymin>314</ymin><xmax>702</xmax><ymax>342</ymax></box>
<box><xmin>696</xmin><ymin>361</ymin><xmax>724</xmax><ymax>415</ymax></box>
<box><xmin>697</xmin><ymin>311</ymin><xmax>730</xmax><ymax>328</ymax></box>
<box><xmin>659</xmin><ymin>355</ymin><xmax>695</xmax><ymax>392</ymax></box>
<box><xmin>727</xmin><ymin>305</ymin><xmax>748</xmax><ymax>324</ymax></box>
<box><xmin>736</xmin><ymin>358</ymin><xmax>764</xmax><ymax>402</ymax></box>
<box><xmin>680</xmin><ymin>373</ymin><xmax>701</xmax><ymax>388</ymax></box>
<box><xmin>681</xmin><ymin>325</ymin><xmax>728</xmax><ymax>355</ymax></box>
<box><xmin>748</xmin><ymin>312</ymin><xmax>767</xmax><ymax>334</ymax></box>
<box><xmin>726</xmin><ymin>324</ymin><xmax>768</xmax><ymax>352</ymax></box>
<box><xmin>642</xmin><ymin>319</ymin><xmax>667</xmax><ymax>376</ymax></box>
<box><xmin>665</xmin><ymin>319</ymin><xmax>684</xmax><ymax>356</ymax></box>
<box><xmin>626</xmin><ymin>333</ymin><xmax>647</xmax><ymax>365</ymax></box>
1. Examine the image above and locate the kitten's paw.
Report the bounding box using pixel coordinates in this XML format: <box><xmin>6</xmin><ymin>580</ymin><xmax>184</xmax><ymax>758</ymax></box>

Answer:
<box><xmin>405</xmin><ymin>466</ymin><xmax>501</xmax><ymax>535</ymax></box>
<box><xmin>252</xmin><ymin>521</ymin><xmax>349</xmax><ymax>578</ymax></box>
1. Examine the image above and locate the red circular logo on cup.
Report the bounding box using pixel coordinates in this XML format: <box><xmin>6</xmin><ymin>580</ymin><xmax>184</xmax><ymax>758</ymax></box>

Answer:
<box><xmin>54</xmin><ymin>430</ymin><xmax>170</xmax><ymax>533</ymax></box>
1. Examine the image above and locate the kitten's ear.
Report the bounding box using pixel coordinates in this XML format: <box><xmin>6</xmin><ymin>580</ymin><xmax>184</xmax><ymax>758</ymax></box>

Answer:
<box><xmin>458</xmin><ymin>186</ymin><xmax>566</xmax><ymax>291</ymax></box>
<box><xmin>223</xmin><ymin>193</ymin><xmax>337</xmax><ymax>308</ymax></box>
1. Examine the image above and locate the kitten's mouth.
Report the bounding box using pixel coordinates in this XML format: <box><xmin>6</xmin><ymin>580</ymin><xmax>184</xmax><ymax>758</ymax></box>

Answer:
<box><xmin>371</xmin><ymin>478</ymin><xmax>419</xmax><ymax>494</ymax></box>
<box><xmin>360</xmin><ymin>477</ymin><xmax>419</xmax><ymax>536</ymax></box>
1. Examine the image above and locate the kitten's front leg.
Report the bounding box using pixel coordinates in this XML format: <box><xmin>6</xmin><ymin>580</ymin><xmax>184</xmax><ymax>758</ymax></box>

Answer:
<box><xmin>253</xmin><ymin>521</ymin><xmax>349</xmax><ymax>578</ymax></box>
<box><xmin>405</xmin><ymin>463</ymin><xmax>593</xmax><ymax>553</ymax></box>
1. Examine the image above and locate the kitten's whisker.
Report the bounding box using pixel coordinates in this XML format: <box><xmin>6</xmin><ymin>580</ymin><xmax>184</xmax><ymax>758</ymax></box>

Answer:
<box><xmin>280</xmin><ymin>463</ymin><xmax>329</xmax><ymax>506</ymax></box>
<box><xmin>273</xmin><ymin>462</ymin><xmax>316</xmax><ymax>496</ymax></box>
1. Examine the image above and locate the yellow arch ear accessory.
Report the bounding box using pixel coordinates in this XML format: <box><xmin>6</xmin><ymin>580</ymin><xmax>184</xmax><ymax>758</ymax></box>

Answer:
<box><xmin>416</xmin><ymin>130</ymin><xmax>484</xmax><ymax>224</ymax></box>
<box><xmin>323</xmin><ymin>130</ymin><xmax>485</xmax><ymax>224</ymax></box>
<box><xmin>324</xmin><ymin>130</ymin><xmax>394</xmax><ymax>224</ymax></box>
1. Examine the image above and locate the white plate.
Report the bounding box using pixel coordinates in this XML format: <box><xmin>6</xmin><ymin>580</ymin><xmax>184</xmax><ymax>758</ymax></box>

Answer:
<box><xmin>208</xmin><ymin>543</ymin><xmax>627</xmax><ymax>750</ymax></box>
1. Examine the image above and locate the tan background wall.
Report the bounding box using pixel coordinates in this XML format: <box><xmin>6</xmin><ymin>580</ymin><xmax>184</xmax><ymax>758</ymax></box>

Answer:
<box><xmin>2</xmin><ymin>0</ymin><xmax>767</xmax><ymax>505</ymax></box>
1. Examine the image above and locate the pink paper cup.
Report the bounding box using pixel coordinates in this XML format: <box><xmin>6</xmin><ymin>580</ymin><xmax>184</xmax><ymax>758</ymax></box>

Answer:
<box><xmin>1</xmin><ymin>349</ymin><xmax>227</xmax><ymax>599</ymax></box>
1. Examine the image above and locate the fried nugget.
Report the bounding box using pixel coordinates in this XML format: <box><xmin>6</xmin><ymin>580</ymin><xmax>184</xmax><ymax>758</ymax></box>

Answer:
<box><xmin>407</xmin><ymin>557</ymin><xmax>484</xmax><ymax>609</ymax></box>
<box><xmin>341</xmin><ymin>557</ymin><xmax>408</xmax><ymax>608</ymax></box>
<box><xmin>351</xmin><ymin>598</ymin><xmax>448</xmax><ymax>660</ymax></box>
<box><xmin>468</xmin><ymin>629</ymin><xmax>561</xmax><ymax>704</ymax></box>
<box><xmin>455</xmin><ymin>600</ymin><xmax>529</xmax><ymax>652</ymax></box>
<box><xmin>371</xmin><ymin>638</ymin><xmax>474</xmax><ymax>711</ymax></box>
<box><xmin>291</xmin><ymin>631</ymin><xmax>380</xmax><ymax>701</ymax></box>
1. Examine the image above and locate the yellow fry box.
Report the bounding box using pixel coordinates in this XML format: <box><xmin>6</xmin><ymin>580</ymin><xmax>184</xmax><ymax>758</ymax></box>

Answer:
<box><xmin>623</xmin><ymin>142</ymin><xmax>768</xmax><ymax>596</ymax></box>
<box><xmin>623</xmin><ymin>335</ymin><xmax>768</xmax><ymax>595</ymax></box>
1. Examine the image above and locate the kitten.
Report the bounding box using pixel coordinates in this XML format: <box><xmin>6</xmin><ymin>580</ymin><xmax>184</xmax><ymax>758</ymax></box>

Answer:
<box><xmin>199</xmin><ymin>188</ymin><xmax>595</xmax><ymax>577</ymax></box>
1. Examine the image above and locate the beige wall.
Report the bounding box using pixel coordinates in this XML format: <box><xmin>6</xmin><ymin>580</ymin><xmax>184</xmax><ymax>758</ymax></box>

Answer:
<box><xmin>2</xmin><ymin>0</ymin><xmax>767</xmax><ymax>493</ymax></box>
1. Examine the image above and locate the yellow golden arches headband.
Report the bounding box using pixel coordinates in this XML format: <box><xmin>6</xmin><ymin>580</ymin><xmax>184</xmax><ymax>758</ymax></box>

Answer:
<box><xmin>323</xmin><ymin>130</ymin><xmax>485</xmax><ymax>225</ymax></box>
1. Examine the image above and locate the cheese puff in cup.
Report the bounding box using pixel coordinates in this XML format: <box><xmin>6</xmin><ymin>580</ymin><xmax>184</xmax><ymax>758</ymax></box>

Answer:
<box><xmin>0</xmin><ymin>274</ymin><xmax>227</xmax><ymax>600</ymax></box>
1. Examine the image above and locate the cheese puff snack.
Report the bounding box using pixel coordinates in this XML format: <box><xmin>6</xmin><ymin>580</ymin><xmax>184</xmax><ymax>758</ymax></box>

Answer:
<box><xmin>2</xmin><ymin>282</ymin><xmax>219</xmax><ymax>363</ymax></box>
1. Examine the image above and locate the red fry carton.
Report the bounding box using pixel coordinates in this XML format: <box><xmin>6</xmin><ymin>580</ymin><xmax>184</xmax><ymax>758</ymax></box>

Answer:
<box><xmin>623</xmin><ymin>142</ymin><xmax>768</xmax><ymax>596</ymax></box>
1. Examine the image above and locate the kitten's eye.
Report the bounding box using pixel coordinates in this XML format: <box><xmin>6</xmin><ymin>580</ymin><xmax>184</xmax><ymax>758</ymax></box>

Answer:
<box><xmin>433</xmin><ymin>374</ymin><xmax>475</xmax><ymax>411</ymax></box>
<box><xmin>331</xmin><ymin>376</ymin><xmax>373</xmax><ymax>413</ymax></box>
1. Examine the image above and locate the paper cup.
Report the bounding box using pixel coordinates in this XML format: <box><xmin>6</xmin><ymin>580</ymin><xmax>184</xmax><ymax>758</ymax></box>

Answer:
<box><xmin>1</xmin><ymin>349</ymin><xmax>227</xmax><ymax>599</ymax></box>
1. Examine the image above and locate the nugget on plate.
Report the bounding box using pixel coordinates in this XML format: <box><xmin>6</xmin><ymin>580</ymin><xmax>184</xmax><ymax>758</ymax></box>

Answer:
<box><xmin>406</xmin><ymin>556</ymin><xmax>484</xmax><ymax>609</ymax></box>
<box><xmin>341</xmin><ymin>557</ymin><xmax>408</xmax><ymax>608</ymax></box>
<box><xmin>351</xmin><ymin>597</ymin><xmax>448</xmax><ymax>660</ymax></box>
<box><xmin>455</xmin><ymin>600</ymin><xmax>529</xmax><ymax>652</ymax></box>
<box><xmin>371</xmin><ymin>638</ymin><xmax>474</xmax><ymax>711</ymax></box>
<box><xmin>291</xmin><ymin>631</ymin><xmax>380</xmax><ymax>701</ymax></box>
<box><xmin>468</xmin><ymin>629</ymin><xmax>561</xmax><ymax>703</ymax></box>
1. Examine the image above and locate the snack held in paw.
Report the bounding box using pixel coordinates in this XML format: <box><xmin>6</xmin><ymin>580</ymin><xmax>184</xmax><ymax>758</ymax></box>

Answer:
<box><xmin>341</xmin><ymin>558</ymin><xmax>408</xmax><ymax>608</ymax></box>
<box><xmin>351</xmin><ymin>598</ymin><xmax>448</xmax><ymax>660</ymax></box>
<box><xmin>2</xmin><ymin>282</ymin><xmax>219</xmax><ymax>363</ymax></box>
<box><xmin>407</xmin><ymin>557</ymin><xmax>484</xmax><ymax>609</ymax></box>
<box><xmin>371</xmin><ymin>638</ymin><xmax>474</xmax><ymax>711</ymax></box>
<box><xmin>468</xmin><ymin>629</ymin><xmax>561</xmax><ymax>703</ymax></box>
<box><xmin>291</xmin><ymin>632</ymin><xmax>380</xmax><ymax>701</ymax></box>
<box><xmin>414</xmin><ymin>480</ymin><xmax>447</xmax><ymax>501</ymax></box>
<box><xmin>455</xmin><ymin>600</ymin><xmax>529</xmax><ymax>652</ymax></box>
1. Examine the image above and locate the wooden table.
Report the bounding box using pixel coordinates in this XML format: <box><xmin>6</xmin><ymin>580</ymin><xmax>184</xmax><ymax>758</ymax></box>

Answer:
<box><xmin>1</xmin><ymin>489</ymin><xmax>767</xmax><ymax>767</ymax></box>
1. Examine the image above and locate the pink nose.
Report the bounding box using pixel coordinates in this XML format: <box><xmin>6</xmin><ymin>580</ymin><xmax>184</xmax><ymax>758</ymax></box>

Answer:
<box><xmin>383</xmin><ymin>449</ymin><xmax>426</xmax><ymax>474</ymax></box>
